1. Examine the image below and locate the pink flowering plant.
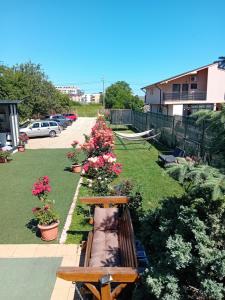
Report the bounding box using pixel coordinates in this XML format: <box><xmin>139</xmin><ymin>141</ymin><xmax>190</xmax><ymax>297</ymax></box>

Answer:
<box><xmin>66</xmin><ymin>140</ymin><xmax>83</xmax><ymax>165</ymax></box>
<box><xmin>82</xmin><ymin>153</ymin><xmax>122</xmax><ymax>194</ymax></box>
<box><xmin>31</xmin><ymin>176</ymin><xmax>59</xmax><ymax>225</ymax></box>
<box><xmin>81</xmin><ymin>117</ymin><xmax>114</xmax><ymax>157</ymax></box>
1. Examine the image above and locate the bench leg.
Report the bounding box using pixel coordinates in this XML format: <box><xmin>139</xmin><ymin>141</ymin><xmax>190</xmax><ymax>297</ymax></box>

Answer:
<box><xmin>101</xmin><ymin>283</ymin><xmax>111</xmax><ymax>300</ymax></box>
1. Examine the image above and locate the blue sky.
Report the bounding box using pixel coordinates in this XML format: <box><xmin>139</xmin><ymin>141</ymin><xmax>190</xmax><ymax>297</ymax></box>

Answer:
<box><xmin>1</xmin><ymin>0</ymin><xmax>225</xmax><ymax>94</ymax></box>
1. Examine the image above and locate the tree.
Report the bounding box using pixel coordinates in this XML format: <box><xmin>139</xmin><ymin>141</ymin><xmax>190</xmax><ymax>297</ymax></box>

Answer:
<box><xmin>0</xmin><ymin>62</ymin><xmax>73</xmax><ymax>119</ymax></box>
<box><xmin>105</xmin><ymin>81</ymin><xmax>143</xmax><ymax>110</ymax></box>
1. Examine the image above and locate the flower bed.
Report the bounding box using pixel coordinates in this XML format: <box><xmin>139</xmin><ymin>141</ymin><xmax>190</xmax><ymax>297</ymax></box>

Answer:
<box><xmin>67</xmin><ymin>116</ymin><xmax>123</xmax><ymax>195</ymax></box>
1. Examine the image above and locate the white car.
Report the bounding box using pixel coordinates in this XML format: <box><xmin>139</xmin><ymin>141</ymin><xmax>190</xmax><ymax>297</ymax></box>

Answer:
<box><xmin>20</xmin><ymin>120</ymin><xmax>61</xmax><ymax>138</ymax></box>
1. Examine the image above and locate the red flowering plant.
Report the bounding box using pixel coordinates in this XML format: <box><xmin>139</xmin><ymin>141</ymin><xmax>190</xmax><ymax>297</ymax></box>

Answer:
<box><xmin>66</xmin><ymin>140</ymin><xmax>83</xmax><ymax>165</ymax></box>
<box><xmin>31</xmin><ymin>176</ymin><xmax>59</xmax><ymax>226</ymax></box>
<box><xmin>82</xmin><ymin>153</ymin><xmax>122</xmax><ymax>194</ymax></box>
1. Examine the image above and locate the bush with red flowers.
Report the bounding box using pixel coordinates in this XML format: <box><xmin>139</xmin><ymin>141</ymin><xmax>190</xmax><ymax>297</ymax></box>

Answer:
<box><xmin>32</xmin><ymin>176</ymin><xmax>59</xmax><ymax>225</ymax></box>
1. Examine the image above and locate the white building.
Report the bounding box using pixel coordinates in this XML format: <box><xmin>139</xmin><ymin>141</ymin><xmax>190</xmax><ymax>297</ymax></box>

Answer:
<box><xmin>55</xmin><ymin>86</ymin><xmax>83</xmax><ymax>102</ymax></box>
<box><xmin>81</xmin><ymin>93</ymin><xmax>101</xmax><ymax>103</ymax></box>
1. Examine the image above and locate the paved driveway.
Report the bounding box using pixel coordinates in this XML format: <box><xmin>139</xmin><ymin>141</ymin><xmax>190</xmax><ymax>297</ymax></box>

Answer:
<box><xmin>26</xmin><ymin>117</ymin><xmax>96</xmax><ymax>149</ymax></box>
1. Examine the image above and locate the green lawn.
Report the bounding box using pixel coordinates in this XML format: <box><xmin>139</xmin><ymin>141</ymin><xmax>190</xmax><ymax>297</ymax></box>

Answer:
<box><xmin>72</xmin><ymin>104</ymin><xmax>103</xmax><ymax>117</ymax></box>
<box><xmin>114</xmin><ymin>138</ymin><xmax>184</xmax><ymax>210</ymax></box>
<box><xmin>0</xmin><ymin>149</ymin><xmax>80</xmax><ymax>243</ymax></box>
<box><xmin>66</xmin><ymin>135</ymin><xmax>184</xmax><ymax>243</ymax></box>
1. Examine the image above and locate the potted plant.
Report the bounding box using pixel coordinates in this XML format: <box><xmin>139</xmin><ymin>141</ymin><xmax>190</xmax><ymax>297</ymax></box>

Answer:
<box><xmin>32</xmin><ymin>176</ymin><xmax>59</xmax><ymax>241</ymax></box>
<box><xmin>0</xmin><ymin>150</ymin><xmax>11</xmax><ymax>163</ymax></box>
<box><xmin>18</xmin><ymin>133</ymin><xmax>29</xmax><ymax>152</ymax></box>
<box><xmin>66</xmin><ymin>140</ymin><xmax>83</xmax><ymax>173</ymax></box>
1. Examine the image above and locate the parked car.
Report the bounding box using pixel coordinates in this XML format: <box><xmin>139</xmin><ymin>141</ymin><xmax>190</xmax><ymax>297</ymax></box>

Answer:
<box><xmin>45</xmin><ymin>118</ymin><xmax>67</xmax><ymax>130</ymax></box>
<box><xmin>47</xmin><ymin>114</ymin><xmax>72</xmax><ymax>126</ymax></box>
<box><xmin>20</xmin><ymin>120</ymin><xmax>61</xmax><ymax>138</ymax></box>
<box><xmin>63</xmin><ymin>113</ymin><xmax>77</xmax><ymax>122</ymax></box>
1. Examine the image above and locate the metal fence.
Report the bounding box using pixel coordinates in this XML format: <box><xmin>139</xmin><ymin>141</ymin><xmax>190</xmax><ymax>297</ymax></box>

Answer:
<box><xmin>110</xmin><ymin>109</ymin><xmax>213</xmax><ymax>159</ymax></box>
<box><xmin>110</xmin><ymin>109</ymin><xmax>133</xmax><ymax>125</ymax></box>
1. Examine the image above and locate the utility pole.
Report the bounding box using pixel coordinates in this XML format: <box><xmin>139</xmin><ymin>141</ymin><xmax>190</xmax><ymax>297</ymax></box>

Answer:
<box><xmin>102</xmin><ymin>77</ymin><xmax>105</xmax><ymax>108</ymax></box>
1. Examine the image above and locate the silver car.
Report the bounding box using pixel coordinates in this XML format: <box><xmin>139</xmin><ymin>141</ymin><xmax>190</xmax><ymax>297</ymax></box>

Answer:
<box><xmin>20</xmin><ymin>120</ymin><xmax>61</xmax><ymax>138</ymax></box>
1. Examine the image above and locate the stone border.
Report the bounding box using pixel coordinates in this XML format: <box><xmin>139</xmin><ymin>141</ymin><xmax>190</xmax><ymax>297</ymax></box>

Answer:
<box><xmin>59</xmin><ymin>176</ymin><xmax>83</xmax><ymax>244</ymax></box>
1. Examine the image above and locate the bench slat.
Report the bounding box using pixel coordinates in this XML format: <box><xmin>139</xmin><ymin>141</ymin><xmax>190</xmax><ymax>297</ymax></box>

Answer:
<box><xmin>80</xmin><ymin>196</ymin><xmax>129</xmax><ymax>207</ymax></box>
<box><xmin>85</xmin><ymin>231</ymin><xmax>93</xmax><ymax>267</ymax></box>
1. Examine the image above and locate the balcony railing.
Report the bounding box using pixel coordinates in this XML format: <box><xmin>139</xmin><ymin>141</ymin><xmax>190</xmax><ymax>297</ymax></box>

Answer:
<box><xmin>163</xmin><ymin>91</ymin><xmax>207</xmax><ymax>101</ymax></box>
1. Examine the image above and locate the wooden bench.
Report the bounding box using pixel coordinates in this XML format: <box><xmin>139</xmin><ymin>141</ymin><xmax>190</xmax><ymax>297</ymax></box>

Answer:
<box><xmin>57</xmin><ymin>196</ymin><xmax>139</xmax><ymax>300</ymax></box>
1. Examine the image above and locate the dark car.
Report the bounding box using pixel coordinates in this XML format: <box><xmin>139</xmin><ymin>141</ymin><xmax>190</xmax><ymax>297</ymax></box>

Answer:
<box><xmin>50</xmin><ymin>114</ymin><xmax>72</xmax><ymax>126</ymax></box>
<box><xmin>44</xmin><ymin>118</ymin><xmax>67</xmax><ymax>130</ymax></box>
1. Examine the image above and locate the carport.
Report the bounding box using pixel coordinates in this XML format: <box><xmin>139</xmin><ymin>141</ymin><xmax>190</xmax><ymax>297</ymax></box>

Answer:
<box><xmin>0</xmin><ymin>100</ymin><xmax>21</xmax><ymax>148</ymax></box>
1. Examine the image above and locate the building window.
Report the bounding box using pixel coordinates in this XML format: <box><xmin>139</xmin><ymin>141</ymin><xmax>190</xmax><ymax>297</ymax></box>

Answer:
<box><xmin>190</xmin><ymin>83</ymin><xmax>197</xmax><ymax>90</ymax></box>
<box><xmin>0</xmin><ymin>106</ymin><xmax>10</xmax><ymax>132</ymax></box>
<box><xmin>172</xmin><ymin>84</ymin><xmax>181</xmax><ymax>92</ymax></box>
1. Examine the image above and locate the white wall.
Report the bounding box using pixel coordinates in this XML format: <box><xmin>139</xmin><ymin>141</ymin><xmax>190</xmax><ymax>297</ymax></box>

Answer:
<box><xmin>207</xmin><ymin>64</ymin><xmax>225</xmax><ymax>102</ymax></box>
<box><xmin>172</xmin><ymin>104</ymin><xmax>183</xmax><ymax>116</ymax></box>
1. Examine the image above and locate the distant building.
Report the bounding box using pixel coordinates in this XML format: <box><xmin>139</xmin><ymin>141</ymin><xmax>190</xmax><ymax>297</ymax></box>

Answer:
<box><xmin>142</xmin><ymin>60</ymin><xmax>225</xmax><ymax>116</ymax></box>
<box><xmin>55</xmin><ymin>86</ymin><xmax>83</xmax><ymax>102</ymax></box>
<box><xmin>81</xmin><ymin>93</ymin><xmax>101</xmax><ymax>103</ymax></box>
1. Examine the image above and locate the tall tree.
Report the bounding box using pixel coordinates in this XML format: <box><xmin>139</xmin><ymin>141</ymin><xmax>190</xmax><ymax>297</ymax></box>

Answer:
<box><xmin>0</xmin><ymin>62</ymin><xmax>73</xmax><ymax>119</ymax></box>
<box><xmin>105</xmin><ymin>81</ymin><xmax>143</xmax><ymax>110</ymax></box>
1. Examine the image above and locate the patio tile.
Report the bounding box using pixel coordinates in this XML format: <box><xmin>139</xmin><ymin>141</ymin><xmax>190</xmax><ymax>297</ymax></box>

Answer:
<box><xmin>50</xmin><ymin>286</ymin><xmax>70</xmax><ymax>300</ymax></box>
<box><xmin>34</xmin><ymin>244</ymin><xmax>60</xmax><ymax>257</ymax></box>
<box><xmin>56</xmin><ymin>244</ymin><xmax>80</xmax><ymax>257</ymax></box>
<box><xmin>61</xmin><ymin>256</ymin><xmax>78</xmax><ymax>267</ymax></box>
<box><xmin>0</xmin><ymin>245</ymin><xmax>16</xmax><ymax>257</ymax></box>
<box><xmin>67</xmin><ymin>286</ymin><xmax>76</xmax><ymax>300</ymax></box>
<box><xmin>12</xmin><ymin>244</ymin><xmax>38</xmax><ymax>257</ymax></box>
<box><xmin>50</xmin><ymin>278</ymin><xmax>71</xmax><ymax>300</ymax></box>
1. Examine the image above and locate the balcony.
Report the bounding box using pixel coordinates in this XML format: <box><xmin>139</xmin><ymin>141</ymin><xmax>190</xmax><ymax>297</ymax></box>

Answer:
<box><xmin>163</xmin><ymin>91</ymin><xmax>207</xmax><ymax>101</ymax></box>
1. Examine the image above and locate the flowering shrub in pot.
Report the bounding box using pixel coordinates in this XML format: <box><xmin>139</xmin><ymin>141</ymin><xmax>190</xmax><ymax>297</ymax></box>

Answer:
<box><xmin>18</xmin><ymin>133</ymin><xmax>29</xmax><ymax>152</ymax></box>
<box><xmin>66</xmin><ymin>140</ymin><xmax>83</xmax><ymax>173</ymax></box>
<box><xmin>32</xmin><ymin>176</ymin><xmax>59</xmax><ymax>241</ymax></box>
<box><xmin>0</xmin><ymin>150</ymin><xmax>11</xmax><ymax>163</ymax></box>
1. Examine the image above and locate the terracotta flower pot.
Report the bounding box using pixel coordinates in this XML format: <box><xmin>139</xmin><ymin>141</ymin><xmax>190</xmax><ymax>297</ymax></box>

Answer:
<box><xmin>38</xmin><ymin>221</ymin><xmax>60</xmax><ymax>241</ymax></box>
<box><xmin>18</xmin><ymin>145</ymin><xmax>25</xmax><ymax>152</ymax></box>
<box><xmin>0</xmin><ymin>157</ymin><xmax>7</xmax><ymax>163</ymax></box>
<box><xmin>71</xmin><ymin>164</ymin><xmax>82</xmax><ymax>173</ymax></box>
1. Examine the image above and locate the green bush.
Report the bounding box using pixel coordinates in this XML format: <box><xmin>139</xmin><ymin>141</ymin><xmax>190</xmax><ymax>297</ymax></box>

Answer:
<box><xmin>134</xmin><ymin>164</ymin><xmax>225</xmax><ymax>299</ymax></box>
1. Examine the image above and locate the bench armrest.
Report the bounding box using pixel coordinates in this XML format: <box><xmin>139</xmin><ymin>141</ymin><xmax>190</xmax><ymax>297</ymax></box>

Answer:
<box><xmin>57</xmin><ymin>266</ymin><xmax>139</xmax><ymax>282</ymax></box>
<box><xmin>80</xmin><ymin>196</ymin><xmax>129</xmax><ymax>207</ymax></box>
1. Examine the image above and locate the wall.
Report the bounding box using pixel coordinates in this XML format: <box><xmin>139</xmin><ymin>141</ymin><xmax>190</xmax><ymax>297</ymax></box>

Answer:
<box><xmin>172</xmin><ymin>104</ymin><xmax>183</xmax><ymax>116</ymax></box>
<box><xmin>207</xmin><ymin>64</ymin><xmax>225</xmax><ymax>102</ymax></box>
<box><xmin>145</xmin><ymin>68</ymin><xmax>208</xmax><ymax>105</ymax></box>
<box><xmin>160</xmin><ymin>68</ymin><xmax>208</xmax><ymax>93</ymax></box>
<box><xmin>145</xmin><ymin>86</ymin><xmax>161</xmax><ymax>104</ymax></box>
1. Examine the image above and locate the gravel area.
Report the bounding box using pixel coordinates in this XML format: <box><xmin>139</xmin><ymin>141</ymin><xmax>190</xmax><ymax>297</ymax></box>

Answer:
<box><xmin>26</xmin><ymin>117</ymin><xmax>96</xmax><ymax>149</ymax></box>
